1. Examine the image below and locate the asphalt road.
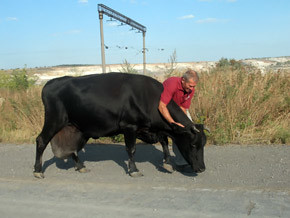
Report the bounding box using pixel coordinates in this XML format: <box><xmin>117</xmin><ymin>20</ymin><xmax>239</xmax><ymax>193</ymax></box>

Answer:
<box><xmin>0</xmin><ymin>143</ymin><xmax>289</xmax><ymax>217</ymax></box>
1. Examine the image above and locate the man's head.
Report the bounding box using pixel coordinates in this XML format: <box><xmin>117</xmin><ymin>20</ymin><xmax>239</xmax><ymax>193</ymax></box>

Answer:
<box><xmin>181</xmin><ymin>69</ymin><xmax>199</xmax><ymax>93</ymax></box>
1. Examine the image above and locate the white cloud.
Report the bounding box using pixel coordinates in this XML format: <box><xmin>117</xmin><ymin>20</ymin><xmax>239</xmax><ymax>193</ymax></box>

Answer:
<box><xmin>196</xmin><ymin>18</ymin><xmax>218</xmax><ymax>23</ymax></box>
<box><xmin>178</xmin><ymin>14</ymin><xmax>195</xmax><ymax>20</ymax></box>
<box><xmin>78</xmin><ymin>0</ymin><xmax>88</xmax><ymax>3</ymax></box>
<box><xmin>7</xmin><ymin>17</ymin><xmax>18</xmax><ymax>21</ymax></box>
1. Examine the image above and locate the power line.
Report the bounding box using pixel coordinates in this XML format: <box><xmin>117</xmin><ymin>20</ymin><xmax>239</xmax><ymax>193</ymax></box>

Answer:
<box><xmin>98</xmin><ymin>4</ymin><xmax>146</xmax><ymax>33</ymax></box>
<box><xmin>97</xmin><ymin>4</ymin><xmax>147</xmax><ymax>73</ymax></box>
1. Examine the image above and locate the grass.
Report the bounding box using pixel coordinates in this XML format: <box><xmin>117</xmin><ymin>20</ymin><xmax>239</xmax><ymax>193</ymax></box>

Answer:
<box><xmin>0</xmin><ymin>86</ymin><xmax>43</xmax><ymax>143</ymax></box>
<box><xmin>0</xmin><ymin>60</ymin><xmax>289</xmax><ymax>145</ymax></box>
<box><xmin>189</xmin><ymin>60</ymin><xmax>290</xmax><ymax>145</ymax></box>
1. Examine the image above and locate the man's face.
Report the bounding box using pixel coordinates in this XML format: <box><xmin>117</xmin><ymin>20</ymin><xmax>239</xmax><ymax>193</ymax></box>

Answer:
<box><xmin>181</xmin><ymin>78</ymin><xmax>197</xmax><ymax>93</ymax></box>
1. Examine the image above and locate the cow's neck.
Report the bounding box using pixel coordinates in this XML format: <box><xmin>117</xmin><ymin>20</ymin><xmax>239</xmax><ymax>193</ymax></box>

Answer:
<box><xmin>166</xmin><ymin>100</ymin><xmax>192</xmax><ymax>127</ymax></box>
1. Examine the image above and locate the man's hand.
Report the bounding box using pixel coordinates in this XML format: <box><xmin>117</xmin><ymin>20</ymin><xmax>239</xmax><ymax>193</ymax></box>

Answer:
<box><xmin>158</xmin><ymin>101</ymin><xmax>185</xmax><ymax>128</ymax></box>
<box><xmin>171</xmin><ymin>121</ymin><xmax>185</xmax><ymax>128</ymax></box>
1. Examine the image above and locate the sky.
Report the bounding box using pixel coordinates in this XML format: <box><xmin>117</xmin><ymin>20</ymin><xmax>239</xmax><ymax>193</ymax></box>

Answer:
<box><xmin>1</xmin><ymin>0</ymin><xmax>290</xmax><ymax>69</ymax></box>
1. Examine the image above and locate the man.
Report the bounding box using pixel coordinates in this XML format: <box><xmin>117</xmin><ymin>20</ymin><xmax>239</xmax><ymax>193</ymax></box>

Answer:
<box><xmin>158</xmin><ymin>69</ymin><xmax>199</xmax><ymax>171</ymax></box>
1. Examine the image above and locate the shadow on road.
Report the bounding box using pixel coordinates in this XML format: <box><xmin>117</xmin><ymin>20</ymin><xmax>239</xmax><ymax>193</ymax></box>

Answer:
<box><xmin>42</xmin><ymin>143</ymin><xmax>198</xmax><ymax>176</ymax></box>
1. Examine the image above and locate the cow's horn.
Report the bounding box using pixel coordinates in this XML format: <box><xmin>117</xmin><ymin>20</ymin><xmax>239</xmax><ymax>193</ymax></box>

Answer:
<box><xmin>191</xmin><ymin>125</ymin><xmax>200</xmax><ymax>133</ymax></box>
<box><xmin>204</xmin><ymin>125</ymin><xmax>211</xmax><ymax>133</ymax></box>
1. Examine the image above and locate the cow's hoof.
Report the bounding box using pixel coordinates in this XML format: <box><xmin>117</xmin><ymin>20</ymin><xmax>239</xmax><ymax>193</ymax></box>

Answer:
<box><xmin>196</xmin><ymin>167</ymin><xmax>205</xmax><ymax>173</ymax></box>
<box><xmin>33</xmin><ymin>172</ymin><xmax>44</xmax><ymax>179</ymax></box>
<box><xmin>129</xmin><ymin>171</ymin><xmax>143</xmax><ymax>177</ymax></box>
<box><xmin>78</xmin><ymin>167</ymin><xmax>90</xmax><ymax>173</ymax></box>
<box><xmin>162</xmin><ymin>163</ymin><xmax>174</xmax><ymax>173</ymax></box>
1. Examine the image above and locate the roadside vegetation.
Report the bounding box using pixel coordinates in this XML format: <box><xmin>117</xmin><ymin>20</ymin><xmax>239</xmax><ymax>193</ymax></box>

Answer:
<box><xmin>119</xmin><ymin>59</ymin><xmax>139</xmax><ymax>74</ymax></box>
<box><xmin>0</xmin><ymin>60</ymin><xmax>289</xmax><ymax>145</ymax></box>
<box><xmin>190</xmin><ymin>58</ymin><xmax>290</xmax><ymax>144</ymax></box>
<box><xmin>0</xmin><ymin>68</ymin><xmax>42</xmax><ymax>142</ymax></box>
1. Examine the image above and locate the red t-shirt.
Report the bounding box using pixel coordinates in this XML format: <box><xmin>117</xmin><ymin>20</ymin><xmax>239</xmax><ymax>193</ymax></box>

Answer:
<box><xmin>160</xmin><ymin>77</ymin><xmax>195</xmax><ymax>109</ymax></box>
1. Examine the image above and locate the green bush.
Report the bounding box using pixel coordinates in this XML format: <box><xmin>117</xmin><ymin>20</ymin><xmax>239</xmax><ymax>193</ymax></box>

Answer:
<box><xmin>216</xmin><ymin>58</ymin><xmax>244</xmax><ymax>70</ymax></box>
<box><xmin>110</xmin><ymin>134</ymin><xmax>124</xmax><ymax>143</ymax></box>
<box><xmin>0</xmin><ymin>68</ymin><xmax>36</xmax><ymax>90</ymax></box>
<box><xmin>272</xmin><ymin>127</ymin><xmax>290</xmax><ymax>144</ymax></box>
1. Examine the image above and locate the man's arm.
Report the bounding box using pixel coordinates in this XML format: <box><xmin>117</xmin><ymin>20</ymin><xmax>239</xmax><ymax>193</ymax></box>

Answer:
<box><xmin>180</xmin><ymin>106</ymin><xmax>187</xmax><ymax>114</ymax></box>
<box><xmin>158</xmin><ymin>101</ymin><xmax>184</xmax><ymax>128</ymax></box>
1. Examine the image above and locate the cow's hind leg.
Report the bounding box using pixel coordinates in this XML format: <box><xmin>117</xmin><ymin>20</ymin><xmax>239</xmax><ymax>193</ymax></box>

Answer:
<box><xmin>34</xmin><ymin>134</ymin><xmax>49</xmax><ymax>178</ymax></box>
<box><xmin>71</xmin><ymin>153</ymin><xmax>89</xmax><ymax>173</ymax></box>
<box><xmin>124</xmin><ymin>128</ymin><xmax>143</xmax><ymax>177</ymax></box>
<box><xmin>34</xmin><ymin>109</ymin><xmax>67</xmax><ymax>178</ymax></box>
<box><xmin>34</xmin><ymin>126</ymin><xmax>63</xmax><ymax>178</ymax></box>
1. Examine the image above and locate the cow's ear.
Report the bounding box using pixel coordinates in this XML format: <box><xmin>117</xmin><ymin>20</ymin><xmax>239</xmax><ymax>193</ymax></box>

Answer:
<box><xmin>170</xmin><ymin>123</ymin><xmax>187</xmax><ymax>134</ymax></box>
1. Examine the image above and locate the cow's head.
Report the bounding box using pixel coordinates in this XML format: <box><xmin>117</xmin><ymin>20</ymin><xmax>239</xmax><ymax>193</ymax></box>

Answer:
<box><xmin>171</xmin><ymin>123</ymin><xmax>207</xmax><ymax>173</ymax></box>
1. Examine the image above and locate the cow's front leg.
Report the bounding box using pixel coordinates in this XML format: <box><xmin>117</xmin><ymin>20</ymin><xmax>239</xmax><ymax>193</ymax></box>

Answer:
<box><xmin>196</xmin><ymin>147</ymin><xmax>206</xmax><ymax>173</ymax></box>
<box><xmin>124</xmin><ymin>128</ymin><xmax>143</xmax><ymax>177</ymax></box>
<box><xmin>159</xmin><ymin>135</ymin><xmax>174</xmax><ymax>173</ymax></box>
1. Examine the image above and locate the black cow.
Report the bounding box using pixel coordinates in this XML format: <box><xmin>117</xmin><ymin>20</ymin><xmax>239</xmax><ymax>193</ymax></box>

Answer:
<box><xmin>33</xmin><ymin>73</ymin><xmax>206</xmax><ymax>178</ymax></box>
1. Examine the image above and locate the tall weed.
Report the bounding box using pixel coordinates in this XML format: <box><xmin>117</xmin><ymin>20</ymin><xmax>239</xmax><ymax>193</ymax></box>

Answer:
<box><xmin>119</xmin><ymin>59</ymin><xmax>139</xmax><ymax>74</ymax></box>
<box><xmin>0</xmin><ymin>86</ymin><xmax>43</xmax><ymax>143</ymax></box>
<box><xmin>0</xmin><ymin>62</ymin><xmax>289</xmax><ymax>145</ymax></box>
<box><xmin>190</xmin><ymin>60</ymin><xmax>290</xmax><ymax>144</ymax></box>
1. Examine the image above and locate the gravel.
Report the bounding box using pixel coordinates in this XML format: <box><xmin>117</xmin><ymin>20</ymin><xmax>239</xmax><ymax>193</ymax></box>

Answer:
<box><xmin>0</xmin><ymin>143</ymin><xmax>289</xmax><ymax>217</ymax></box>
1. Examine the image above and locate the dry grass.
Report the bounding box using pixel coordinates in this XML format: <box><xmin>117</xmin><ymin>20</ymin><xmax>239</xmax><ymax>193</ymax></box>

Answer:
<box><xmin>0</xmin><ymin>86</ymin><xmax>44</xmax><ymax>143</ymax></box>
<box><xmin>190</xmin><ymin>66</ymin><xmax>290</xmax><ymax>144</ymax></box>
<box><xmin>0</xmin><ymin>65</ymin><xmax>289</xmax><ymax>145</ymax></box>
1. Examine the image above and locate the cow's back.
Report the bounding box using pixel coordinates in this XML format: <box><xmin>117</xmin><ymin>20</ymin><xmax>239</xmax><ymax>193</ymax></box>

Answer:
<box><xmin>63</xmin><ymin>73</ymin><xmax>163</xmax><ymax>114</ymax></box>
<box><xmin>42</xmin><ymin>73</ymin><xmax>164</xmax><ymax>138</ymax></box>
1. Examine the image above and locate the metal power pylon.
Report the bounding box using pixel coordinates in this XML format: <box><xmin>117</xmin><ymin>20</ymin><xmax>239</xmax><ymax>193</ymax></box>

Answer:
<box><xmin>98</xmin><ymin>4</ymin><xmax>147</xmax><ymax>73</ymax></box>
